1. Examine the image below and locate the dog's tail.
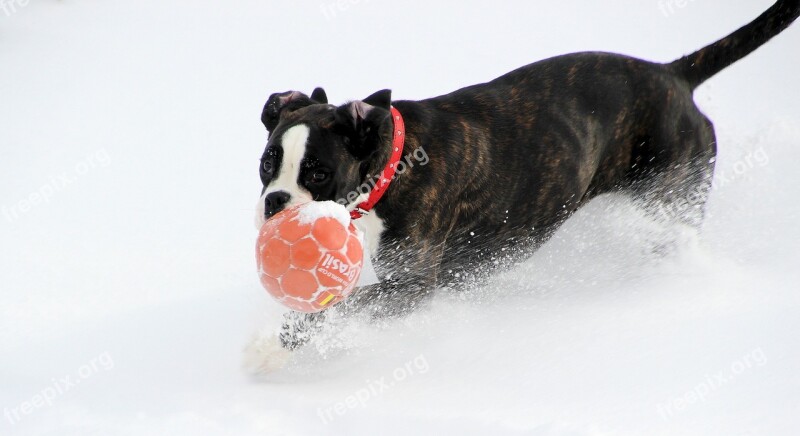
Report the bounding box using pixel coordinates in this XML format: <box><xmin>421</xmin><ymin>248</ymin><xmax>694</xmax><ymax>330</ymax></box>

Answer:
<box><xmin>670</xmin><ymin>0</ymin><xmax>800</xmax><ymax>89</ymax></box>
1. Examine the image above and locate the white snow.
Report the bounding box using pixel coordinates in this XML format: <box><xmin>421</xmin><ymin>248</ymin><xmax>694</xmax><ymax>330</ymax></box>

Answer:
<box><xmin>1</xmin><ymin>1</ymin><xmax>799</xmax><ymax>435</ymax></box>
<box><xmin>296</xmin><ymin>201</ymin><xmax>351</xmax><ymax>228</ymax></box>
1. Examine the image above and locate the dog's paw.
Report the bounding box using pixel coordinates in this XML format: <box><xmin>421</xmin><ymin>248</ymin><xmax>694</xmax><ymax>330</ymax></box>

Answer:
<box><xmin>242</xmin><ymin>332</ymin><xmax>292</xmax><ymax>375</ymax></box>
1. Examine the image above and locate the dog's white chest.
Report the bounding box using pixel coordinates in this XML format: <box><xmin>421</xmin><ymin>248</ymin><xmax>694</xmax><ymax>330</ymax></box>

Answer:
<box><xmin>353</xmin><ymin>211</ymin><xmax>386</xmax><ymax>258</ymax></box>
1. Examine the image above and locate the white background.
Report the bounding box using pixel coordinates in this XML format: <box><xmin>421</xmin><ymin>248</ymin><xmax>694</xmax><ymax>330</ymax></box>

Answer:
<box><xmin>1</xmin><ymin>1</ymin><xmax>799</xmax><ymax>435</ymax></box>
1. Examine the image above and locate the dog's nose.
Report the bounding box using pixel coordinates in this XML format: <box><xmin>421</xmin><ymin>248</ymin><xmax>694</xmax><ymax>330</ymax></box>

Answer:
<box><xmin>265</xmin><ymin>191</ymin><xmax>291</xmax><ymax>217</ymax></box>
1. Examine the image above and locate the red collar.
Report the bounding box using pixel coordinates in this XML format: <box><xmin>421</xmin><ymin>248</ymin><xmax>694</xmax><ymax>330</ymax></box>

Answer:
<box><xmin>350</xmin><ymin>106</ymin><xmax>405</xmax><ymax>220</ymax></box>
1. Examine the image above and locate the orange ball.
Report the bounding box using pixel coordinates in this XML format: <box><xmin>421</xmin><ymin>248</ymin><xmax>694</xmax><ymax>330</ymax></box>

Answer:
<box><xmin>256</xmin><ymin>201</ymin><xmax>364</xmax><ymax>313</ymax></box>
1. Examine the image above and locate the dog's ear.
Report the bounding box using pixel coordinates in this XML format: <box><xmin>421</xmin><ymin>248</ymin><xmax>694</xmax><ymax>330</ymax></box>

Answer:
<box><xmin>362</xmin><ymin>89</ymin><xmax>391</xmax><ymax>109</ymax></box>
<box><xmin>310</xmin><ymin>87</ymin><xmax>328</xmax><ymax>104</ymax></box>
<box><xmin>334</xmin><ymin>91</ymin><xmax>393</xmax><ymax>160</ymax></box>
<box><xmin>262</xmin><ymin>90</ymin><xmax>307</xmax><ymax>134</ymax></box>
<box><xmin>261</xmin><ymin>88</ymin><xmax>328</xmax><ymax>135</ymax></box>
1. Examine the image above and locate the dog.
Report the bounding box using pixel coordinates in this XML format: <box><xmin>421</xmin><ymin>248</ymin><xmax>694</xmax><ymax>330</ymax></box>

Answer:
<box><xmin>246</xmin><ymin>1</ymin><xmax>799</xmax><ymax>372</ymax></box>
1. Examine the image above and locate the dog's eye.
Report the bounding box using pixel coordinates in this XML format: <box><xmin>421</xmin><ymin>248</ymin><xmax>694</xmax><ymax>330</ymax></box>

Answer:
<box><xmin>262</xmin><ymin>161</ymin><xmax>273</xmax><ymax>173</ymax></box>
<box><xmin>310</xmin><ymin>169</ymin><xmax>329</xmax><ymax>183</ymax></box>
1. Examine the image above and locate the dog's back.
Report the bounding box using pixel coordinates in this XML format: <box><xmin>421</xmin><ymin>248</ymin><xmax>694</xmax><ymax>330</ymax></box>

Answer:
<box><xmin>388</xmin><ymin>0</ymin><xmax>800</xmax><ymax>283</ymax></box>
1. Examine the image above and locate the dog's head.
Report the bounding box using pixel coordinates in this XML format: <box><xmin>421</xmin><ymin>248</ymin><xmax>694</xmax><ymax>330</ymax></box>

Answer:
<box><xmin>256</xmin><ymin>88</ymin><xmax>394</xmax><ymax>227</ymax></box>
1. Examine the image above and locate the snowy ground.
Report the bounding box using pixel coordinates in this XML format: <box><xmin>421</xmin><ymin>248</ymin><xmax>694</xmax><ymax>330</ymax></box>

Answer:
<box><xmin>2</xmin><ymin>1</ymin><xmax>799</xmax><ymax>435</ymax></box>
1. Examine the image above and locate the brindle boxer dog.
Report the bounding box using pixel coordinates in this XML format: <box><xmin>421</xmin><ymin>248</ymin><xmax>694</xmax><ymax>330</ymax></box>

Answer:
<box><xmin>245</xmin><ymin>1</ymin><xmax>799</xmax><ymax>372</ymax></box>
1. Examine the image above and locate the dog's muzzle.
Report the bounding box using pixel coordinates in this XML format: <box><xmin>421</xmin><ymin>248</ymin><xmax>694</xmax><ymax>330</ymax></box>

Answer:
<box><xmin>265</xmin><ymin>191</ymin><xmax>290</xmax><ymax>218</ymax></box>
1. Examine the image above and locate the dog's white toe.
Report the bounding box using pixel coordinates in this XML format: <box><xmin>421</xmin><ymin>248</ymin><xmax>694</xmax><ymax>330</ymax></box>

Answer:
<box><xmin>242</xmin><ymin>333</ymin><xmax>292</xmax><ymax>375</ymax></box>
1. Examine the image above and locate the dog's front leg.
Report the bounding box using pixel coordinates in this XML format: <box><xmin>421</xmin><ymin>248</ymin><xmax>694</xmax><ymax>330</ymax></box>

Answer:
<box><xmin>278</xmin><ymin>310</ymin><xmax>326</xmax><ymax>350</ymax></box>
<box><xmin>342</xmin><ymin>237</ymin><xmax>446</xmax><ymax>318</ymax></box>
<box><xmin>244</xmin><ymin>238</ymin><xmax>445</xmax><ymax>374</ymax></box>
<box><xmin>242</xmin><ymin>310</ymin><xmax>326</xmax><ymax>375</ymax></box>
<box><xmin>276</xmin><ymin>237</ymin><xmax>445</xmax><ymax>351</ymax></box>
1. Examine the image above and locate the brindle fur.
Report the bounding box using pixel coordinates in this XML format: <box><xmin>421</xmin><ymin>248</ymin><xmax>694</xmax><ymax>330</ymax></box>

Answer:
<box><xmin>260</xmin><ymin>1</ymin><xmax>799</xmax><ymax>350</ymax></box>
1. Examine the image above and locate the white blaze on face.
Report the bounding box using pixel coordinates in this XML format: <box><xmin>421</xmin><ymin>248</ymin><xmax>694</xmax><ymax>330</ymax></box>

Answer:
<box><xmin>255</xmin><ymin>124</ymin><xmax>314</xmax><ymax>229</ymax></box>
